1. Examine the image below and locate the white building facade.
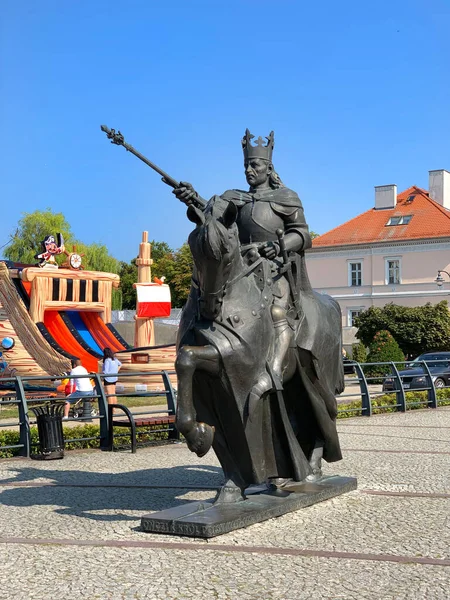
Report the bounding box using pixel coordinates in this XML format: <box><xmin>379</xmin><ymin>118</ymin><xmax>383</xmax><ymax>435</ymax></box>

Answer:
<box><xmin>306</xmin><ymin>171</ymin><xmax>450</xmax><ymax>347</ymax></box>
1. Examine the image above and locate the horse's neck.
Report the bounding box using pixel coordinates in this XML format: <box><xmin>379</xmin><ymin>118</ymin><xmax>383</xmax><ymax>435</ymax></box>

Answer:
<box><xmin>221</xmin><ymin>254</ymin><xmax>261</xmax><ymax>313</ymax></box>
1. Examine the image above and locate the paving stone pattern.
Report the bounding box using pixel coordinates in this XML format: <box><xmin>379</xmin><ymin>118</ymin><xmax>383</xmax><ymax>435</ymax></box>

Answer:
<box><xmin>0</xmin><ymin>408</ymin><xmax>448</xmax><ymax>599</ymax></box>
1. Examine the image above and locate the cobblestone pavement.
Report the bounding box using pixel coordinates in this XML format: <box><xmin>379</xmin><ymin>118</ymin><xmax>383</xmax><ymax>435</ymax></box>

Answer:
<box><xmin>0</xmin><ymin>408</ymin><xmax>448</xmax><ymax>599</ymax></box>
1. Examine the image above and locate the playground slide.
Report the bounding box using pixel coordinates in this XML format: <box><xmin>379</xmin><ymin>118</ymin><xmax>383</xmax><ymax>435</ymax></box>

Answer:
<box><xmin>0</xmin><ymin>263</ymin><xmax>71</xmax><ymax>376</ymax></box>
<box><xmin>106</xmin><ymin>322</ymin><xmax>132</xmax><ymax>350</ymax></box>
<box><xmin>81</xmin><ymin>312</ymin><xmax>126</xmax><ymax>353</ymax></box>
<box><xmin>62</xmin><ymin>311</ymin><xmax>103</xmax><ymax>356</ymax></box>
<box><xmin>43</xmin><ymin>312</ymin><xmax>99</xmax><ymax>372</ymax></box>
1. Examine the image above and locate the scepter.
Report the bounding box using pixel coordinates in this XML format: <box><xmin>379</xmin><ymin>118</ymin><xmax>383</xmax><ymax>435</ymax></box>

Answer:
<box><xmin>100</xmin><ymin>125</ymin><xmax>206</xmax><ymax>209</ymax></box>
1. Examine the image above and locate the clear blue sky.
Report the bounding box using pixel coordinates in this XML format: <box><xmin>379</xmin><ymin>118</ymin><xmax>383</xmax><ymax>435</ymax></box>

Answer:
<box><xmin>1</xmin><ymin>0</ymin><xmax>449</xmax><ymax>262</ymax></box>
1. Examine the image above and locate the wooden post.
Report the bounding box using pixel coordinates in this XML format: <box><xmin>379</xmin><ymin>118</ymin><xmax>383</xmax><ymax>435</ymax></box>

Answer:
<box><xmin>134</xmin><ymin>231</ymin><xmax>155</xmax><ymax>347</ymax></box>
<box><xmin>136</xmin><ymin>231</ymin><xmax>153</xmax><ymax>283</ymax></box>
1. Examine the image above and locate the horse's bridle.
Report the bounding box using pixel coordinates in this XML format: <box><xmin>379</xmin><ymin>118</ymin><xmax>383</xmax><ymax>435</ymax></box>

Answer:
<box><xmin>193</xmin><ymin>254</ymin><xmax>264</xmax><ymax>319</ymax></box>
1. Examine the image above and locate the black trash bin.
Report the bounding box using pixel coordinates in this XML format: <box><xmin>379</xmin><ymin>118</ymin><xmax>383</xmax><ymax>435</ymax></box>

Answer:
<box><xmin>30</xmin><ymin>401</ymin><xmax>66</xmax><ymax>460</ymax></box>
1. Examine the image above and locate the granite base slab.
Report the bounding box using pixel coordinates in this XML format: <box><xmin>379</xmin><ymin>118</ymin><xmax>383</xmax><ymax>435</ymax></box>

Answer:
<box><xmin>141</xmin><ymin>475</ymin><xmax>357</xmax><ymax>538</ymax></box>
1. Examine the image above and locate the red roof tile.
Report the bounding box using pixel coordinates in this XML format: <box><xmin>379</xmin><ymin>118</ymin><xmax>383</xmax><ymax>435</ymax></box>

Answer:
<box><xmin>312</xmin><ymin>186</ymin><xmax>450</xmax><ymax>248</ymax></box>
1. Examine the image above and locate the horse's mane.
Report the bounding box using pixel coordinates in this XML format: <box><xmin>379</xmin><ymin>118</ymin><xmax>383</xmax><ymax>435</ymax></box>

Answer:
<box><xmin>190</xmin><ymin>201</ymin><xmax>236</xmax><ymax>262</ymax></box>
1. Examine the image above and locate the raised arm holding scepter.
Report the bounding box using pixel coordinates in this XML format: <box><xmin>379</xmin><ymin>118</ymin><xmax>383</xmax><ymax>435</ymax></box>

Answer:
<box><xmin>100</xmin><ymin>125</ymin><xmax>206</xmax><ymax>210</ymax></box>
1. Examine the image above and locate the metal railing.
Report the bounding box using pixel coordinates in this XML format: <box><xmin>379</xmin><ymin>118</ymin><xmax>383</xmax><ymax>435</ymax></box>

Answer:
<box><xmin>0</xmin><ymin>359</ymin><xmax>448</xmax><ymax>458</ymax></box>
<box><xmin>0</xmin><ymin>370</ymin><xmax>177</xmax><ymax>458</ymax></box>
<box><xmin>338</xmin><ymin>359</ymin><xmax>450</xmax><ymax>416</ymax></box>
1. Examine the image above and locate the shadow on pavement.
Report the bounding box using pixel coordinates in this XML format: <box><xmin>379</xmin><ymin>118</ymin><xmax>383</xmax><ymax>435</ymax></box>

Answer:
<box><xmin>0</xmin><ymin>463</ymin><xmax>224</xmax><ymax>522</ymax></box>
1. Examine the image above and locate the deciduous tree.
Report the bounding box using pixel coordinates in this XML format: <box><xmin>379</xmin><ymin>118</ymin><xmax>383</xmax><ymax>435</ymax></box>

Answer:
<box><xmin>355</xmin><ymin>302</ymin><xmax>450</xmax><ymax>358</ymax></box>
<box><xmin>4</xmin><ymin>209</ymin><xmax>73</xmax><ymax>264</ymax></box>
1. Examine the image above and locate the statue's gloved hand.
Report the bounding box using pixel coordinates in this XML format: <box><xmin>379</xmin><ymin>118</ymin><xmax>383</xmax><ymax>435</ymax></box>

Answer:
<box><xmin>258</xmin><ymin>241</ymin><xmax>280</xmax><ymax>260</ymax></box>
<box><xmin>172</xmin><ymin>181</ymin><xmax>199</xmax><ymax>206</ymax></box>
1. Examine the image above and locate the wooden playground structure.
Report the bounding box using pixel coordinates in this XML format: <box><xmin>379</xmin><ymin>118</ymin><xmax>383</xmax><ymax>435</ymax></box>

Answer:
<box><xmin>0</xmin><ymin>232</ymin><xmax>176</xmax><ymax>392</ymax></box>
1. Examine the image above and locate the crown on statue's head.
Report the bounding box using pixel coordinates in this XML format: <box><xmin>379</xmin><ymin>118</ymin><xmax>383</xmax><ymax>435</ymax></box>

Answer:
<box><xmin>242</xmin><ymin>129</ymin><xmax>274</xmax><ymax>162</ymax></box>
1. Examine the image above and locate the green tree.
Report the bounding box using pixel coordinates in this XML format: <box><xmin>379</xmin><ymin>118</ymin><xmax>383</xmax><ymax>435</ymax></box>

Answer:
<box><xmin>76</xmin><ymin>242</ymin><xmax>120</xmax><ymax>274</ymax></box>
<box><xmin>150</xmin><ymin>240</ymin><xmax>172</xmax><ymax>263</ymax></box>
<box><xmin>168</xmin><ymin>243</ymin><xmax>194</xmax><ymax>306</ymax></box>
<box><xmin>365</xmin><ymin>330</ymin><xmax>405</xmax><ymax>380</ymax></box>
<box><xmin>119</xmin><ymin>259</ymin><xmax>138</xmax><ymax>309</ymax></box>
<box><xmin>355</xmin><ymin>302</ymin><xmax>450</xmax><ymax>358</ymax></box>
<box><xmin>4</xmin><ymin>209</ymin><xmax>120</xmax><ymax>275</ymax></box>
<box><xmin>118</xmin><ymin>241</ymin><xmax>178</xmax><ymax>310</ymax></box>
<box><xmin>310</xmin><ymin>231</ymin><xmax>320</xmax><ymax>240</ymax></box>
<box><xmin>4</xmin><ymin>209</ymin><xmax>74</xmax><ymax>264</ymax></box>
<box><xmin>351</xmin><ymin>341</ymin><xmax>367</xmax><ymax>363</ymax></box>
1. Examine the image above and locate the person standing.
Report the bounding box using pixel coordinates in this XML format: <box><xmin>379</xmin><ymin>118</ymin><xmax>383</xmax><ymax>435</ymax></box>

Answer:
<box><xmin>63</xmin><ymin>358</ymin><xmax>94</xmax><ymax>419</ymax></box>
<box><xmin>102</xmin><ymin>347</ymin><xmax>122</xmax><ymax>404</ymax></box>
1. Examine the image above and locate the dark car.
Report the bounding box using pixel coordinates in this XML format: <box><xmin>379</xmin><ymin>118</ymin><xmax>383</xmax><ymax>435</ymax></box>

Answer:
<box><xmin>382</xmin><ymin>351</ymin><xmax>450</xmax><ymax>392</ymax></box>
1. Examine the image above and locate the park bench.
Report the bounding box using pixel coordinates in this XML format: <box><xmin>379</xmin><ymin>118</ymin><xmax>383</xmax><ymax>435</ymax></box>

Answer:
<box><xmin>106</xmin><ymin>373</ymin><xmax>179</xmax><ymax>452</ymax></box>
<box><xmin>107</xmin><ymin>404</ymin><xmax>178</xmax><ymax>452</ymax></box>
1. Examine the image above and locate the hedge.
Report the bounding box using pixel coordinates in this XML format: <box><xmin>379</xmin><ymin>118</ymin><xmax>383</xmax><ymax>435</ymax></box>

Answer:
<box><xmin>0</xmin><ymin>392</ymin><xmax>448</xmax><ymax>459</ymax></box>
<box><xmin>0</xmin><ymin>423</ymin><xmax>170</xmax><ymax>459</ymax></box>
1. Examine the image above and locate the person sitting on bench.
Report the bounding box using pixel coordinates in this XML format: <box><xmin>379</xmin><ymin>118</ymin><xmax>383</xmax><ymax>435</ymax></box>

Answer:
<box><xmin>63</xmin><ymin>358</ymin><xmax>94</xmax><ymax>419</ymax></box>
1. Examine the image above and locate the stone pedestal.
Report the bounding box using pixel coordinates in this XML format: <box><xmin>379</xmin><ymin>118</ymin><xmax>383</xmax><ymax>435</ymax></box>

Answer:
<box><xmin>141</xmin><ymin>475</ymin><xmax>357</xmax><ymax>539</ymax></box>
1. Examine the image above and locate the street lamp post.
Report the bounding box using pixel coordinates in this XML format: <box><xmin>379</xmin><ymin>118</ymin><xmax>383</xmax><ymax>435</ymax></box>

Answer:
<box><xmin>435</xmin><ymin>270</ymin><xmax>450</xmax><ymax>287</ymax></box>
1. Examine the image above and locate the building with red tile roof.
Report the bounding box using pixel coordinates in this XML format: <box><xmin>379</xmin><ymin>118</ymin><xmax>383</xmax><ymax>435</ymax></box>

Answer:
<box><xmin>305</xmin><ymin>170</ymin><xmax>450</xmax><ymax>348</ymax></box>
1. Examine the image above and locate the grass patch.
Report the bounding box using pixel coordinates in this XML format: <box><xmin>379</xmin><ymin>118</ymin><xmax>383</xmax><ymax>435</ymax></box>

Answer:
<box><xmin>114</xmin><ymin>395</ymin><xmax>168</xmax><ymax>408</ymax></box>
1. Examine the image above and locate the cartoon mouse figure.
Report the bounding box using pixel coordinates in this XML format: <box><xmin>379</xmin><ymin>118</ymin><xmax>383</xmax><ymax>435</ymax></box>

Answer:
<box><xmin>35</xmin><ymin>233</ymin><xmax>65</xmax><ymax>268</ymax></box>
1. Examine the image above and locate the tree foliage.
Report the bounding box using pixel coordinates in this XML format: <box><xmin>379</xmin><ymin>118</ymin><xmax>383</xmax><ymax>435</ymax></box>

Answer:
<box><xmin>4</xmin><ymin>209</ymin><xmax>73</xmax><ymax>264</ymax></box>
<box><xmin>119</xmin><ymin>259</ymin><xmax>138</xmax><ymax>309</ymax></box>
<box><xmin>355</xmin><ymin>302</ymin><xmax>450</xmax><ymax>358</ymax></box>
<box><xmin>4</xmin><ymin>209</ymin><xmax>120</xmax><ymax>274</ymax></box>
<box><xmin>365</xmin><ymin>330</ymin><xmax>405</xmax><ymax>380</ymax></box>
<box><xmin>76</xmin><ymin>242</ymin><xmax>120</xmax><ymax>274</ymax></box>
<box><xmin>167</xmin><ymin>243</ymin><xmax>194</xmax><ymax>306</ymax></box>
<box><xmin>119</xmin><ymin>241</ymin><xmax>194</xmax><ymax>309</ymax></box>
<box><xmin>351</xmin><ymin>341</ymin><xmax>367</xmax><ymax>363</ymax></box>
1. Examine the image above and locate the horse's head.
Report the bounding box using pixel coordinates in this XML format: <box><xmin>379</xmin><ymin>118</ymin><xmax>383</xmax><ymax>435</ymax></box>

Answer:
<box><xmin>187</xmin><ymin>200</ymin><xmax>240</xmax><ymax>321</ymax></box>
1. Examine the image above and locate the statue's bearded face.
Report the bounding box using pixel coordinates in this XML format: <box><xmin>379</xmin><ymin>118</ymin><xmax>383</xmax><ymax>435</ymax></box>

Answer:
<box><xmin>244</xmin><ymin>158</ymin><xmax>272</xmax><ymax>188</ymax></box>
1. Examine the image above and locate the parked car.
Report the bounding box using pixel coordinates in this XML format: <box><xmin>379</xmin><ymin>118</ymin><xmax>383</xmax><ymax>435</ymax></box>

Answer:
<box><xmin>382</xmin><ymin>351</ymin><xmax>450</xmax><ymax>392</ymax></box>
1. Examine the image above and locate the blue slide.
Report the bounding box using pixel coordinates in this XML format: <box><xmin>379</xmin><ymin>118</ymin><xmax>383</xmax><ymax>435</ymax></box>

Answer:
<box><xmin>65</xmin><ymin>311</ymin><xmax>103</xmax><ymax>355</ymax></box>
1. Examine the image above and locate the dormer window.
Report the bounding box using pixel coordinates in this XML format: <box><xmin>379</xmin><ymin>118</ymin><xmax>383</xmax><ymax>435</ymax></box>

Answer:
<box><xmin>386</xmin><ymin>215</ymin><xmax>412</xmax><ymax>226</ymax></box>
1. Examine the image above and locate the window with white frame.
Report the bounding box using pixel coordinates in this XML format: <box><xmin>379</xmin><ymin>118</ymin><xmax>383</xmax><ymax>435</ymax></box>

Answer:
<box><xmin>348</xmin><ymin>308</ymin><xmax>364</xmax><ymax>327</ymax></box>
<box><xmin>348</xmin><ymin>262</ymin><xmax>362</xmax><ymax>287</ymax></box>
<box><xmin>385</xmin><ymin>258</ymin><xmax>401</xmax><ymax>285</ymax></box>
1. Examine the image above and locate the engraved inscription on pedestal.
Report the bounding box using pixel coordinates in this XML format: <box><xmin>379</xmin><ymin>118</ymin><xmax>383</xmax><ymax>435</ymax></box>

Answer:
<box><xmin>141</xmin><ymin>476</ymin><xmax>357</xmax><ymax>539</ymax></box>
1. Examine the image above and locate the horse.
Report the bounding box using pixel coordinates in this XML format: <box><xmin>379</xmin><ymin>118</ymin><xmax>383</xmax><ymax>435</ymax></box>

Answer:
<box><xmin>175</xmin><ymin>198</ymin><xmax>343</xmax><ymax>502</ymax></box>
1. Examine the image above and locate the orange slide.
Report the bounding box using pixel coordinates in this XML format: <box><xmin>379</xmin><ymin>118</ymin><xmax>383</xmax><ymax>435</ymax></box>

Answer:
<box><xmin>44</xmin><ymin>312</ymin><xmax>99</xmax><ymax>372</ymax></box>
<box><xmin>81</xmin><ymin>312</ymin><xmax>126</xmax><ymax>353</ymax></box>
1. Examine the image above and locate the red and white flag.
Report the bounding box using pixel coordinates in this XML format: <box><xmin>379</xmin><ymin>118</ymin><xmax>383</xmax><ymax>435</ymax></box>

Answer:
<box><xmin>136</xmin><ymin>283</ymin><xmax>171</xmax><ymax>318</ymax></box>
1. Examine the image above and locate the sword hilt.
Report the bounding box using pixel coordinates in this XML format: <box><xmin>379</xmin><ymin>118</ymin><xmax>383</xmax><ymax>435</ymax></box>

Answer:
<box><xmin>276</xmin><ymin>229</ymin><xmax>289</xmax><ymax>264</ymax></box>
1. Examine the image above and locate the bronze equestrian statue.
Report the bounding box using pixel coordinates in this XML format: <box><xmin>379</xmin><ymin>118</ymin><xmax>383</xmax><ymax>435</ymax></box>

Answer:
<box><xmin>171</xmin><ymin>130</ymin><xmax>344</xmax><ymax>503</ymax></box>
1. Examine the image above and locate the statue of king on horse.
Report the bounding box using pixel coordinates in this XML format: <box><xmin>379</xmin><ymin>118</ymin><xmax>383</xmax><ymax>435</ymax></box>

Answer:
<box><xmin>172</xmin><ymin>129</ymin><xmax>345</xmax><ymax>503</ymax></box>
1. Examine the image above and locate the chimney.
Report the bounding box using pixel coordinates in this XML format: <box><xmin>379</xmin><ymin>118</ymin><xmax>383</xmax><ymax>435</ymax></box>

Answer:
<box><xmin>429</xmin><ymin>170</ymin><xmax>450</xmax><ymax>210</ymax></box>
<box><xmin>374</xmin><ymin>184</ymin><xmax>397</xmax><ymax>209</ymax></box>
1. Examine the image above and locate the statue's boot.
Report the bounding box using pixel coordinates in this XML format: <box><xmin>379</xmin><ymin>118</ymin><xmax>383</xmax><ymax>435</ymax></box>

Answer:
<box><xmin>214</xmin><ymin>479</ymin><xmax>246</xmax><ymax>504</ymax></box>
<box><xmin>267</xmin><ymin>477</ymin><xmax>293</xmax><ymax>489</ymax></box>
<box><xmin>305</xmin><ymin>441</ymin><xmax>324</xmax><ymax>482</ymax></box>
<box><xmin>247</xmin><ymin>317</ymin><xmax>292</xmax><ymax>419</ymax></box>
<box><xmin>266</xmin><ymin>476</ymin><xmax>293</xmax><ymax>497</ymax></box>
<box><xmin>183</xmin><ymin>422</ymin><xmax>215</xmax><ymax>458</ymax></box>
